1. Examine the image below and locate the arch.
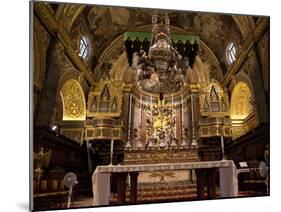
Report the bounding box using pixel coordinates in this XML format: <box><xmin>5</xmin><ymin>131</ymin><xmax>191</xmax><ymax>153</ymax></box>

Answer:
<box><xmin>57</xmin><ymin>67</ymin><xmax>89</xmax><ymax>96</ymax></box>
<box><xmin>230</xmin><ymin>81</ymin><xmax>259</xmax><ymax>139</ymax></box>
<box><xmin>229</xmin><ymin>71</ymin><xmax>255</xmax><ymax>99</ymax></box>
<box><xmin>60</xmin><ymin>79</ymin><xmax>86</xmax><ymax>121</ymax></box>
<box><xmin>55</xmin><ymin>4</ymin><xmax>86</xmax><ymax>33</ymax></box>
<box><xmin>110</xmin><ymin>52</ymin><xmax>134</xmax><ymax>82</ymax></box>
<box><xmin>232</xmin><ymin>16</ymin><xmax>255</xmax><ymax>40</ymax></box>
<box><xmin>230</xmin><ymin>81</ymin><xmax>254</xmax><ymax>120</ymax></box>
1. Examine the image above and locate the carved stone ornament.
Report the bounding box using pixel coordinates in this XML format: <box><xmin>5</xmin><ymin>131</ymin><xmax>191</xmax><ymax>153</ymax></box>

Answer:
<box><xmin>132</xmin><ymin>14</ymin><xmax>190</xmax><ymax>94</ymax></box>
<box><xmin>53</xmin><ymin>43</ymin><xmax>73</xmax><ymax>69</ymax></box>
<box><xmin>60</xmin><ymin>79</ymin><xmax>86</xmax><ymax>120</ymax></box>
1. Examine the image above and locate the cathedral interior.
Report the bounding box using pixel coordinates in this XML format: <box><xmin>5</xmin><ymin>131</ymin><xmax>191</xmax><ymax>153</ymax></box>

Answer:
<box><xmin>31</xmin><ymin>2</ymin><xmax>269</xmax><ymax>210</ymax></box>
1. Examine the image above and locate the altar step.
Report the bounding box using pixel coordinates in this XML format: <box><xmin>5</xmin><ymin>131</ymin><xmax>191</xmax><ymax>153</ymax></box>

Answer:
<box><xmin>109</xmin><ymin>181</ymin><xmax>260</xmax><ymax>204</ymax></box>
<box><xmin>70</xmin><ymin>188</ymin><xmax>261</xmax><ymax>208</ymax></box>
<box><xmin>110</xmin><ymin>182</ymin><xmax>214</xmax><ymax>204</ymax></box>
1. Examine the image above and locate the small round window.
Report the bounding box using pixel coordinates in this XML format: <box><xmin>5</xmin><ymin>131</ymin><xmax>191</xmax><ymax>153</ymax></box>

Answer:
<box><xmin>226</xmin><ymin>42</ymin><xmax>237</xmax><ymax>64</ymax></box>
<box><xmin>78</xmin><ymin>36</ymin><xmax>90</xmax><ymax>60</ymax></box>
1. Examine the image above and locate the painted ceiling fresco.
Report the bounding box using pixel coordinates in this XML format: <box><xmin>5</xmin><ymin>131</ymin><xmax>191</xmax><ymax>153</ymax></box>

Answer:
<box><xmin>60</xmin><ymin>4</ymin><xmax>246</xmax><ymax>79</ymax></box>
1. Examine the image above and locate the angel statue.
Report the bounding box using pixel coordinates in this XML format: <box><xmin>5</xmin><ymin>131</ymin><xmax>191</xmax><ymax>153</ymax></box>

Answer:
<box><xmin>132</xmin><ymin>50</ymin><xmax>155</xmax><ymax>81</ymax></box>
<box><xmin>33</xmin><ymin>147</ymin><xmax>52</xmax><ymax>191</ymax></box>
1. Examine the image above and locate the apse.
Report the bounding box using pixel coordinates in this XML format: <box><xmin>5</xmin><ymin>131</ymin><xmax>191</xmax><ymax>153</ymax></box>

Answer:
<box><xmin>31</xmin><ymin>2</ymin><xmax>269</xmax><ymax>211</ymax></box>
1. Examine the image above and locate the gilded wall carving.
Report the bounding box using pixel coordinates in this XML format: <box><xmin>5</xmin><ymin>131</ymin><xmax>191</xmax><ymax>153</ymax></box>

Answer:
<box><xmin>56</xmin><ymin>4</ymin><xmax>85</xmax><ymax>33</ymax></box>
<box><xmin>230</xmin><ymin>81</ymin><xmax>258</xmax><ymax>139</ymax></box>
<box><xmin>230</xmin><ymin>81</ymin><xmax>254</xmax><ymax>119</ymax></box>
<box><xmin>60</xmin><ymin>79</ymin><xmax>86</xmax><ymax>120</ymax></box>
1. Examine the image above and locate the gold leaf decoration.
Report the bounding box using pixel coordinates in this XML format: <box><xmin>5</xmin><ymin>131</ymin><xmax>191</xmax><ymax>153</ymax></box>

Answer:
<box><xmin>60</xmin><ymin>79</ymin><xmax>86</xmax><ymax>120</ymax></box>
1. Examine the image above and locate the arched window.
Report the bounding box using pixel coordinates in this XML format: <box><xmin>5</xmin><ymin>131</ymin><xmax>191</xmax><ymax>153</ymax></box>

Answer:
<box><xmin>78</xmin><ymin>36</ymin><xmax>90</xmax><ymax>60</ymax></box>
<box><xmin>226</xmin><ymin>42</ymin><xmax>237</xmax><ymax>64</ymax></box>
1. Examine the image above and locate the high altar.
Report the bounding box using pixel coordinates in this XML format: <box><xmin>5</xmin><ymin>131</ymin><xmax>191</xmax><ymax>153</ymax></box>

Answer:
<box><xmin>83</xmin><ymin>13</ymin><xmax>233</xmax><ymax>201</ymax></box>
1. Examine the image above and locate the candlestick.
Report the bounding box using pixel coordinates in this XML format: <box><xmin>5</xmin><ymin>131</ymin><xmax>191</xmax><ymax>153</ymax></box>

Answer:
<box><xmin>125</xmin><ymin>93</ymin><xmax>132</xmax><ymax>149</ymax></box>
<box><xmin>150</xmin><ymin>94</ymin><xmax>153</xmax><ymax>126</ymax></box>
<box><xmin>110</xmin><ymin>139</ymin><xmax>114</xmax><ymax>165</ymax></box>
<box><xmin>191</xmin><ymin>94</ymin><xmax>194</xmax><ymax>122</ymax></box>
<box><xmin>220</xmin><ymin>135</ymin><xmax>225</xmax><ymax>160</ymax></box>
<box><xmin>181</xmin><ymin>94</ymin><xmax>187</xmax><ymax>147</ymax></box>
<box><xmin>181</xmin><ymin>94</ymin><xmax>184</xmax><ymax>124</ymax></box>
<box><xmin>137</xmin><ymin>94</ymin><xmax>143</xmax><ymax>149</ymax></box>
<box><xmin>191</xmin><ymin>94</ymin><xmax>197</xmax><ymax>146</ymax></box>
<box><xmin>140</xmin><ymin>94</ymin><xmax>142</xmax><ymax>127</ymax></box>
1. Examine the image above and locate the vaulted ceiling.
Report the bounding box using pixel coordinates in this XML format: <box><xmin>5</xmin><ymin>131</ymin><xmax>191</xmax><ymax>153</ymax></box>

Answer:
<box><xmin>52</xmin><ymin>3</ymin><xmax>256</xmax><ymax>77</ymax></box>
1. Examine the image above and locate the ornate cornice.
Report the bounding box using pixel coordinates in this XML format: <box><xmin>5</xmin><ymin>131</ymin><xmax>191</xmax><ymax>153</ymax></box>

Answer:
<box><xmin>223</xmin><ymin>17</ymin><xmax>269</xmax><ymax>87</ymax></box>
<box><xmin>34</xmin><ymin>3</ymin><xmax>96</xmax><ymax>86</ymax></box>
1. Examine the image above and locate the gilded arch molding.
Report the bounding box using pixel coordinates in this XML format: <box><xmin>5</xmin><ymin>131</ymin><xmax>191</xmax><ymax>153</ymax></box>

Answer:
<box><xmin>55</xmin><ymin>4</ymin><xmax>86</xmax><ymax>33</ymax></box>
<box><xmin>229</xmin><ymin>71</ymin><xmax>255</xmax><ymax>97</ymax></box>
<box><xmin>56</xmin><ymin>66</ymin><xmax>89</xmax><ymax>101</ymax></box>
<box><xmin>232</xmin><ymin>15</ymin><xmax>255</xmax><ymax>40</ymax></box>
